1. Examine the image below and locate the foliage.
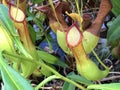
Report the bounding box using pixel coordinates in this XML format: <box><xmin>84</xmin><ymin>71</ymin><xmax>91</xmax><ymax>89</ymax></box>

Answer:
<box><xmin>111</xmin><ymin>0</ymin><xmax>120</xmax><ymax>16</ymax></box>
<box><xmin>0</xmin><ymin>51</ymin><xmax>34</xmax><ymax>90</ymax></box>
<box><xmin>87</xmin><ymin>83</ymin><xmax>120</xmax><ymax>90</ymax></box>
<box><xmin>0</xmin><ymin>0</ymin><xmax>120</xmax><ymax>90</ymax></box>
<box><xmin>108</xmin><ymin>0</ymin><xmax>120</xmax><ymax>47</ymax></box>
<box><xmin>107</xmin><ymin>0</ymin><xmax>120</xmax><ymax>59</ymax></box>
<box><xmin>107</xmin><ymin>15</ymin><xmax>120</xmax><ymax>48</ymax></box>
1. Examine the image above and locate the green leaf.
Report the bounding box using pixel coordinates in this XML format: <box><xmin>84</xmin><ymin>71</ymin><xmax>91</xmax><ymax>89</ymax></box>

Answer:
<box><xmin>62</xmin><ymin>72</ymin><xmax>76</xmax><ymax>90</ymax></box>
<box><xmin>26</xmin><ymin>8</ymin><xmax>35</xmax><ymax>21</ymax></box>
<box><xmin>67</xmin><ymin>72</ymin><xmax>93</xmax><ymax>85</ymax></box>
<box><xmin>37</xmin><ymin>51</ymin><xmax>68</xmax><ymax>67</ymax></box>
<box><xmin>34</xmin><ymin>18</ymin><xmax>44</xmax><ymax>32</ymax></box>
<box><xmin>38</xmin><ymin>12</ymin><xmax>46</xmax><ymax>22</ymax></box>
<box><xmin>62</xmin><ymin>72</ymin><xmax>93</xmax><ymax>90</ymax></box>
<box><xmin>111</xmin><ymin>0</ymin><xmax>120</xmax><ymax>16</ymax></box>
<box><xmin>0</xmin><ymin>51</ymin><xmax>34</xmax><ymax>90</ymax></box>
<box><xmin>28</xmin><ymin>23</ymin><xmax>36</xmax><ymax>44</ymax></box>
<box><xmin>62</xmin><ymin>81</ymin><xmax>75</xmax><ymax>90</ymax></box>
<box><xmin>0</xmin><ymin>4</ymin><xmax>17</xmax><ymax>36</ymax></box>
<box><xmin>27</xmin><ymin>16</ymin><xmax>34</xmax><ymax>21</ymax></box>
<box><xmin>68</xmin><ymin>75</ymin><xmax>93</xmax><ymax>85</ymax></box>
<box><xmin>107</xmin><ymin>15</ymin><xmax>120</xmax><ymax>47</ymax></box>
<box><xmin>87</xmin><ymin>83</ymin><xmax>120</xmax><ymax>90</ymax></box>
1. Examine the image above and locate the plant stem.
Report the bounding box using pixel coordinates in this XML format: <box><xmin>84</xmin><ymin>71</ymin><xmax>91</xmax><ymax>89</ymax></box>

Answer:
<box><xmin>35</xmin><ymin>75</ymin><xmax>60</xmax><ymax>90</ymax></box>
<box><xmin>38</xmin><ymin>61</ymin><xmax>86</xmax><ymax>90</ymax></box>
<box><xmin>75</xmin><ymin>0</ymin><xmax>81</xmax><ymax>16</ymax></box>
<box><xmin>92</xmin><ymin>50</ymin><xmax>109</xmax><ymax>70</ymax></box>
<box><xmin>3</xmin><ymin>51</ymin><xmax>86</xmax><ymax>90</ymax></box>
<box><xmin>75</xmin><ymin>0</ymin><xmax>83</xmax><ymax>32</ymax></box>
